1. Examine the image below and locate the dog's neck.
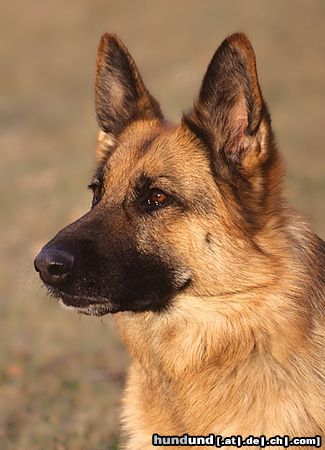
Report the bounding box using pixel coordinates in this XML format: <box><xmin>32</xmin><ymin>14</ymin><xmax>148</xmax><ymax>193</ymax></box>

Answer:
<box><xmin>115</xmin><ymin>287</ymin><xmax>321</xmax><ymax>434</ymax></box>
<box><xmin>116</xmin><ymin>286</ymin><xmax>309</xmax><ymax>376</ymax></box>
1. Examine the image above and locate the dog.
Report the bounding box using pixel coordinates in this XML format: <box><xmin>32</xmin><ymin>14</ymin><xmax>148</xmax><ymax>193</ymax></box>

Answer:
<box><xmin>34</xmin><ymin>33</ymin><xmax>324</xmax><ymax>449</ymax></box>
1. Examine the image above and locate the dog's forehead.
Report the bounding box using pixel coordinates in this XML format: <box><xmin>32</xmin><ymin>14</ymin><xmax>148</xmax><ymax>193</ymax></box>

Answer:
<box><xmin>101</xmin><ymin>121</ymin><xmax>207</xmax><ymax>186</ymax></box>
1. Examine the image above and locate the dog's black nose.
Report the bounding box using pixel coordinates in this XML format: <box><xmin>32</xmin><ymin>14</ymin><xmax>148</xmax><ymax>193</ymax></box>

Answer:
<box><xmin>34</xmin><ymin>248</ymin><xmax>75</xmax><ymax>284</ymax></box>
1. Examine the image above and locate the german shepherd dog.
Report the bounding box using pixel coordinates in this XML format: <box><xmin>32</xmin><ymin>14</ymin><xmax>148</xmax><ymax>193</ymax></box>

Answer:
<box><xmin>35</xmin><ymin>33</ymin><xmax>324</xmax><ymax>449</ymax></box>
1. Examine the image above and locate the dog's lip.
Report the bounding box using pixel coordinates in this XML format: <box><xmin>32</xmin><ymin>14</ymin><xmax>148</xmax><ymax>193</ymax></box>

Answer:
<box><xmin>45</xmin><ymin>285</ymin><xmax>109</xmax><ymax>308</ymax></box>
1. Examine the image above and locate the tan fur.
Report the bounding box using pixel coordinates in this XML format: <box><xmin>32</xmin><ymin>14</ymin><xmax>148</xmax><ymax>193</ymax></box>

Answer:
<box><xmin>101</xmin><ymin>121</ymin><xmax>324</xmax><ymax>449</ymax></box>
<box><xmin>91</xmin><ymin>36</ymin><xmax>324</xmax><ymax>448</ymax></box>
<box><xmin>42</xmin><ymin>32</ymin><xmax>325</xmax><ymax>449</ymax></box>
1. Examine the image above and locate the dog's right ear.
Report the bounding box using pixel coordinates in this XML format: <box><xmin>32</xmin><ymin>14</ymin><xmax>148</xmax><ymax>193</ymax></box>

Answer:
<box><xmin>95</xmin><ymin>33</ymin><xmax>163</xmax><ymax>141</ymax></box>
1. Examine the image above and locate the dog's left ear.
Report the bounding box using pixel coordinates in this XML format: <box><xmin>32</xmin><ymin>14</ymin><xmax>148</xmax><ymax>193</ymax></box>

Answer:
<box><xmin>184</xmin><ymin>33</ymin><xmax>270</xmax><ymax>171</ymax></box>
<box><xmin>95</xmin><ymin>33</ymin><xmax>163</xmax><ymax>155</ymax></box>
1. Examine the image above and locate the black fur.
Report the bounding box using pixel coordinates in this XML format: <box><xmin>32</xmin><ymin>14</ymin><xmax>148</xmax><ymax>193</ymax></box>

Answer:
<box><xmin>37</xmin><ymin>206</ymin><xmax>188</xmax><ymax>314</ymax></box>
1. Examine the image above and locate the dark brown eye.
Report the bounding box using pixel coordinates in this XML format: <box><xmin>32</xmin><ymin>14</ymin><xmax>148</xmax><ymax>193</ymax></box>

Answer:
<box><xmin>88</xmin><ymin>181</ymin><xmax>102</xmax><ymax>208</ymax></box>
<box><xmin>92</xmin><ymin>186</ymin><xmax>102</xmax><ymax>207</ymax></box>
<box><xmin>147</xmin><ymin>189</ymin><xmax>169</xmax><ymax>207</ymax></box>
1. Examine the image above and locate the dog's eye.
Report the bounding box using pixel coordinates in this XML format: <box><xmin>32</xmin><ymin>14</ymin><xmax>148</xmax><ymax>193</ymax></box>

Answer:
<box><xmin>88</xmin><ymin>181</ymin><xmax>102</xmax><ymax>208</ymax></box>
<box><xmin>92</xmin><ymin>186</ymin><xmax>102</xmax><ymax>207</ymax></box>
<box><xmin>146</xmin><ymin>189</ymin><xmax>169</xmax><ymax>209</ymax></box>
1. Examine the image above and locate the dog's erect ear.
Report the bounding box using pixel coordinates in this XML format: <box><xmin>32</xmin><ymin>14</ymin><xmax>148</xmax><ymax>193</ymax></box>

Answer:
<box><xmin>184</xmin><ymin>33</ymin><xmax>269</xmax><ymax>169</ymax></box>
<box><xmin>95</xmin><ymin>33</ymin><xmax>163</xmax><ymax>138</ymax></box>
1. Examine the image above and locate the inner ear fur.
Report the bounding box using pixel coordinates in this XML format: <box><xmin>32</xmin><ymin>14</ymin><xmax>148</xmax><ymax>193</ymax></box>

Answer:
<box><xmin>184</xmin><ymin>33</ymin><xmax>270</xmax><ymax>167</ymax></box>
<box><xmin>95</xmin><ymin>33</ymin><xmax>163</xmax><ymax>138</ymax></box>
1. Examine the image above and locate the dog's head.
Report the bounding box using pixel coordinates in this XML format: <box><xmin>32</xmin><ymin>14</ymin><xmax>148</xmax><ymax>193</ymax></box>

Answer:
<box><xmin>34</xmin><ymin>33</ymin><xmax>283</xmax><ymax>316</ymax></box>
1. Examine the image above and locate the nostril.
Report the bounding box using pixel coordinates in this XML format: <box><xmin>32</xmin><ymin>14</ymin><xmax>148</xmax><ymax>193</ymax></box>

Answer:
<box><xmin>48</xmin><ymin>261</ymin><xmax>69</xmax><ymax>277</ymax></box>
<box><xmin>34</xmin><ymin>248</ymin><xmax>75</xmax><ymax>283</ymax></box>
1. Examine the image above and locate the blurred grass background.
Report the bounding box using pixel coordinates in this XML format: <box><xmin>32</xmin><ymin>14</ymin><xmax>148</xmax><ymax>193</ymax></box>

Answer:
<box><xmin>0</xmin><ymin>1</ymin><xmax>324</xmax><ymax>449</ymax></box>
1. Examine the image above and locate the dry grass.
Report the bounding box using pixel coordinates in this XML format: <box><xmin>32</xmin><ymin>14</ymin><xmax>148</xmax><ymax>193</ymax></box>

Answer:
<box><xmin>0</xmin><ymin>1</ymin><xmax>324</xmax><ymax>448</ymax></box>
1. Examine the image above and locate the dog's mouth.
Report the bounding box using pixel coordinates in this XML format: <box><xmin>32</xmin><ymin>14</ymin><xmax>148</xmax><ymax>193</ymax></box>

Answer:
<box><xmin>45</xmin><ymin>285</ymin><xmax>117</xmax><ymax>316</ymax></box>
